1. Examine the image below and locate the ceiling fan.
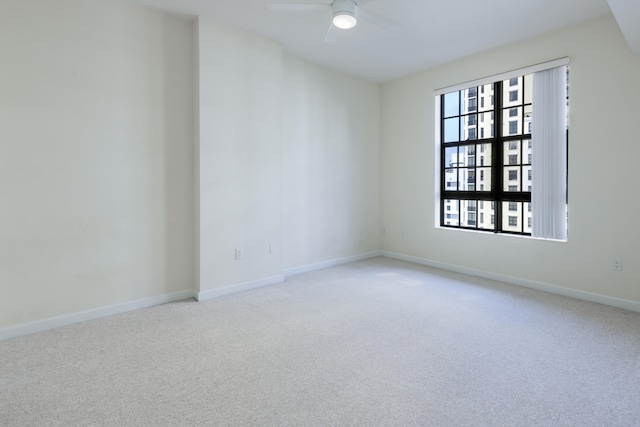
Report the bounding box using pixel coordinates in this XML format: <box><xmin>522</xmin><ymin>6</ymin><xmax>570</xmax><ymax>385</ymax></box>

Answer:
<box><xmin>267</xmin><ymin>0</ymin><xmax>403</xmax><ymax>42</ymax></box>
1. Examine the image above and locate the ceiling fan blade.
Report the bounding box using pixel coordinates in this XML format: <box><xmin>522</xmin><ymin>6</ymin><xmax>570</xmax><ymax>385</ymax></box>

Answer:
<box><xmin>357</xmin><ymin>7</ymin><xmax>404</xmax><ymax>34</ymax></box>
<box><xmin>267</xmin><ymin>3</ymin><xmax>330</xmax><ymax>11</ymax></box>
<box><xmin>324</xmin><ymin>23</ymin><xmax>337</xmax><ymax>43</ymax></box>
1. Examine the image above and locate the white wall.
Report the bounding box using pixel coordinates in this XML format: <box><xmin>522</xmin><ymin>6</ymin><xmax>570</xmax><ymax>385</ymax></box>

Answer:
<box><xmin>195</xmin><ymin>18</ymin><xmax>284</xmax><ymax>294</ymax></box>
<box><xmin>381</xmin><ymin>15</ymin><xmax>640</xmax><ymax>303</ymax></box>
<box><xmin>0</xmin><ymin>0</ymin><xmax>194</xmax><ymax>328</ymax></box>
<box><xmin>283</xmin><ymin>56</ymin><xmax>380</xmax><ymax>270</ymax></box>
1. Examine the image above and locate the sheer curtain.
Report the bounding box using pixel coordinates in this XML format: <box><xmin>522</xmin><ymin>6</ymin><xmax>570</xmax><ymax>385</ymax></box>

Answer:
<box><xmin>531</xmin><ymin>66</ymin><xmax>568</xmax><ymax>240</ymax></box>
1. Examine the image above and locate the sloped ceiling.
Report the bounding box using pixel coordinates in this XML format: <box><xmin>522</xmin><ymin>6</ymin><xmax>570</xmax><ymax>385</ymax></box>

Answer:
<box><xmin>607</xmin><ymin>0</ymin><xmax>640</xmax><ymax>54</ymax></box>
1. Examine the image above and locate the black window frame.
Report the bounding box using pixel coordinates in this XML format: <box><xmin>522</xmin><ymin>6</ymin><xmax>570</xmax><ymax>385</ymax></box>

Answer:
<box><xmin>439</xmin><ymin>77</ymin><xmax>532</xmax><ymax>236</ymax></box>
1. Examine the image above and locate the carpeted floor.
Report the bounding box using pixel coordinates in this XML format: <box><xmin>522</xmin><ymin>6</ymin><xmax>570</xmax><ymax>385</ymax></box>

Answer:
<box><xmin>1</xmin><ymin>257</ymin><xmax>640</xmax><ymax>426</ymax></box>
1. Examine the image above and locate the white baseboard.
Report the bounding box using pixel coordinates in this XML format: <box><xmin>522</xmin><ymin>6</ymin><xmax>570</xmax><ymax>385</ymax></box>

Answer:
<box><xmin>283</xmin><ymin>251</ymin><xmax>383</xmax><ymax>277</ymax></box>
<box><xmin>382</xmin><ymin>251</ymin><xmax>640</xmax><ymax>314</ymax></box>
<box><xmin>0</xmin><ymin>289</ymin><xmax>196</xmax><ymax>342</ymax></box>
<box><xmin>197</xmin><ymin>274</ymin><xmax>285</xmax><ymax>302</ymax></box>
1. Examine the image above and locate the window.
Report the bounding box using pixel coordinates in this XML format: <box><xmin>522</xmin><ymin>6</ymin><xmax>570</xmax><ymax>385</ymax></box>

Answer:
<box><xmin>437</xmin><ymin>61</ymin><xmax>568</xmax><ymax>237</ymax></box>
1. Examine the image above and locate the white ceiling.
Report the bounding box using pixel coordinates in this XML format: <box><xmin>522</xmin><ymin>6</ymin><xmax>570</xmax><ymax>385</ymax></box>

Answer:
<box><xmin>135</xmin><ymin>0</ymin><xmax>636</xmax><ymax>82</ymax></box>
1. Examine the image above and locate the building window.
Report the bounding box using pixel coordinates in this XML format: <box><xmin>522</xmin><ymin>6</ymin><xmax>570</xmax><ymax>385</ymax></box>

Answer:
<box><xmin>508</xmin><ymin>170</ymin><xmax>518</xmax><ymax>181</ymax></box>
<box><xmin>468</xmin><ymin>98</ymin><xmax>477</xmax><ymax>112</ymax></box>
<box><xmin>508</xmin><ymin>202</ymin><xmax>517</xmax><ymax>211</ymax></box>
<box><xmin>509</xmin><ymin>77</ymin><xmax>518</xmax><ymax>86</ymax></box>
<box><xmin>508</xmin><ymin>121</ymin><xmax>518</xmax><ymax>135</ymax></box>
<box><xmin>509</xmin><ymin>90</ymin><xmax>518</xmax><ymax>102</ymax></box>
<box><xmin>508</xmin><ymin>216</ymin><xmax>518</xmax><ymax>226</ymax></box>
<box><xmin>509</xmin><ymin>108</ymin><xmax>518</xmax><ymax>117</ymax></box>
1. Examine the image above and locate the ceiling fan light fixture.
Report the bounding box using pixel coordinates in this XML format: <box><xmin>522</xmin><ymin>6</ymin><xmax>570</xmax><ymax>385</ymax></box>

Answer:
<box><xmin>332</xmin><ymin>0</ymin><xmax>357</xmax><ymax>29</ymax></box>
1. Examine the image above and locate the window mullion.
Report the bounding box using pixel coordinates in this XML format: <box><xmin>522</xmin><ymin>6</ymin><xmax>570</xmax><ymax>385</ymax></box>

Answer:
<box><xmin>493</xmin><ymin>81</ymin><xmax>503</xmax><ymax>233</ymax></box>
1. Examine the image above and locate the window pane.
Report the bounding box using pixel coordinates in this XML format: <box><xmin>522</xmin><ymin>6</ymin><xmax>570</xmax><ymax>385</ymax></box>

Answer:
<box><xmin>478</xmin><ymin>167</ymin><xmax>492</xmax><ymax>191</ymax></box>
<box><xmin>478</xmin><ymin>199</ymin><xmax>495</xmax><ymax>230</ymax></box>
<box><xmin>523</xmin><ymin>165</ymin><xmax>532</xmax><ymax>191</ymax></box>
<box><xmin>462</xmin><ymin>88</ymin><xmax>477</xmax><ymax>113</ymax></box>
<box><xmin>503</xmin><ymin>202</ymin><xmax>523</xmax><ymax>232</ymax></box>
<box><xmin>479</xmin><ymin>143</ymin><xmax>492</xmax><ymax>165</ymax></box>
<box><xmin>504</xmin><ymin>141</ymin><xmax>521</xmax><ymax>164</ymax></box>
<box><xmin>524</xmin><ymin>74</ymin><xmax>533</xmax><ymax>105</ymax></box>
<box><xmin>478</xmin><ymin>112</ymin><xmax>494</xmax><ymax>138</ymax></box>
<box><xmin>525</xmin><ymin>202</ymin><xmax>532</xmax><ymax>233</ymax></box>
<box><xmin>504</xmin><ymin>167</ymin><xmax>520</xmax><ymax>191</ymax></box>
<box><xmin>462</xmin><ymin>145</ymin><xmax>475</xmax><ymax>166</ymax></box>
<box><xmin>444</xmin><ymin>199</ymin><xmax>459</xmax><ymax>226</ymax></box>
<box><xmin>445</xmin><ymin>146</ymin><xmax>458</xmax><ymax>167</ymax></box>
<box><xmin>444</xmin><ymin>92</ymin><xmax>460</xmax><ymax>117</ymax></box>
<box><xmin>523</xmin><ymin>139</ymin><xmax>532</xmax><ymax>164</ymax></box>
<box><xmin>479</xmin><ymin>84</ymin><xmax>494</xmax><ymax>112</ymax></box>
<box><xmin>504</xmin><ymin>78</ymin><xmax>521</xmax><ymax>106</ymax></box>
<box><xmin>524</xmin><ymin>104</ymin><xmax>532</xmax><ymax>135</ymax></box>
<box><xmin>460</xmin><ymin>168</ymin><xmax>475</xmax><ymax>191</ymax></box>
<box><xmin>461</xmin><ymin>200</ymin><xmax>476</xmax><ymax>227</ymax></box>
<box><xmin>445</xmin><ymin>168</ymin><xmax>457</xmax><ymax>190</ymax></box>
<box><xmin>444</xmin><ymin>118</ymin><xmax>460</xmax><ymax>143</ymax></box>
<box><xmin>503</xmin><ymin>107</ymin><xmax>521</xmax><ymax>135</ymax></box>
<box><xmin>464</xmin><ymin>126</ymin><xmax>477</xmax><ymax>141</ymax></box>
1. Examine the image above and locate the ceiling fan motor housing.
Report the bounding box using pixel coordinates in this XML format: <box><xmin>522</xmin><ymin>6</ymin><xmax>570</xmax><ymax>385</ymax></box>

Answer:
<box><xmin>332</xmin><ymin>0</ymin><xmax>357</xmax><ymax>29</ymax></box>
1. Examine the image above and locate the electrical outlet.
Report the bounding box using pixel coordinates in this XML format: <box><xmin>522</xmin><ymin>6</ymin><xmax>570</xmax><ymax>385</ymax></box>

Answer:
<box><xmin>612</xmin><ymin>257</ymin><xmax>622</xmax><ymax>271</ymax></box>
<box><xmin>235</xmin><ymin>248</ymin><xmax>244</xmax><ymax>260</ymax></box>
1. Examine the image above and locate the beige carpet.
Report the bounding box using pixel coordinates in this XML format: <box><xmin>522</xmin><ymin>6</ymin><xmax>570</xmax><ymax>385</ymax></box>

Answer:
<box><xmin>1</xmin><ymin>257</ymin><xmax>640</xmax><ymax>426</ymax></box>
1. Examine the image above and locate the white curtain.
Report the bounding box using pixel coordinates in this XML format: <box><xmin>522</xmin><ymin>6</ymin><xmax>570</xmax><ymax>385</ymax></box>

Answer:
<box><xmin>531</xmin><ymin>66</ymin><xmax>568</xmax><ymax>240</ymax></box>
